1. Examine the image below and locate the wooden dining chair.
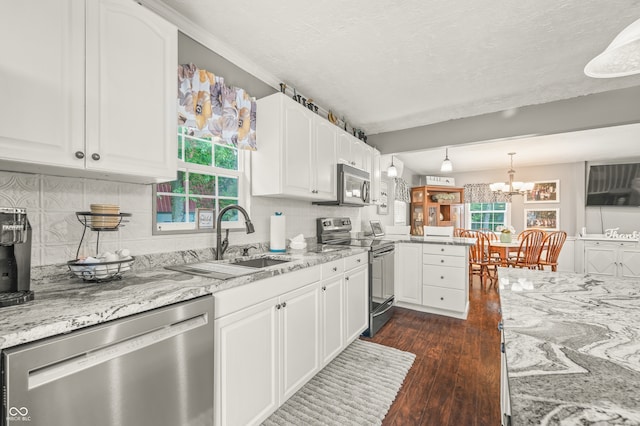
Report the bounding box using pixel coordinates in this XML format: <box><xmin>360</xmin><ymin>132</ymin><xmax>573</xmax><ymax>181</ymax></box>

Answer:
<box><xmin>453</xmin><ymin>227</ymin><xmax>466</xmax><ymax>237</ymax></box>
<box><xmin>478</xmin><ymin>228</ymin><xmax>500</xmax><ymax>260</ymax></box>
<box><xmin>507</xmin><ymin>230</ymin><xmax>545</xmax><ymax>269</ymax></box>
<box><xmin>462</xmin><ymin>230</ymin><xmax>499</xmax><ymax>288</ymax></box>
<box><xmin>537</xmin><ymin>231</ymin><xmax>567</xmax><ymax>271</ymax></box>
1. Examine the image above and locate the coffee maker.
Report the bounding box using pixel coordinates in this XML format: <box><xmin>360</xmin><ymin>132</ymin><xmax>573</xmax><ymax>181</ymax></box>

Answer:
<box><xmin>0</xmin><ymin>207</ymin><xmax>34</xmax><ymax>307</ymax></box>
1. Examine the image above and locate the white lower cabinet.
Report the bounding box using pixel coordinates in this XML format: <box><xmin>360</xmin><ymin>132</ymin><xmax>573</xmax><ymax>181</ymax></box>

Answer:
<box><xmin>395</xmin><ymin>243</ymin><xmax>423</xmax><ymax>305</ymax></box>
<box><xmin>394</xmin><ymin>243</ymin><xmax>470</xmax><ymax>320</ymax></box>
<box><xmin>584</xmin><ymin>240</ymin><xmax>640</xmax><ymax>278</ymax></box>
<box><xmin>214</xmin><ymin>252</ymin><xmax>368</xmax><ymax>426</ymax></box>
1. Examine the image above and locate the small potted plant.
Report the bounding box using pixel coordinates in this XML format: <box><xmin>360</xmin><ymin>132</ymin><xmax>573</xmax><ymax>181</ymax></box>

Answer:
<box><xmin>496</xmin><ymin>225</ymin><xmax>516</xmax><ymax>243</ymax></box>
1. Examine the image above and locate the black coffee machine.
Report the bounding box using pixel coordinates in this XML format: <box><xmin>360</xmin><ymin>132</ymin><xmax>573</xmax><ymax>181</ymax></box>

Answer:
<box><xmin>0</xmin><ymin>207</ymin><xmax>34</xmax><ymax>307</ymax></box>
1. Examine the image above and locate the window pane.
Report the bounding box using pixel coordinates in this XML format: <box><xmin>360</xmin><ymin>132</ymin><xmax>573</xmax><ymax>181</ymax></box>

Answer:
<box><xmin>218</xmin><ymin>176</ymin><xmax>238</xmax><ymax>197</ymax></box>
<box><xmin>185</xmin><ymin>137</ymin><xmax>213</xmax><ymax>166</ymax></box>
<box><xmin>219</xmin><ymin>199</ymin><xmax>239</xmax><ymax>221</ymax></box>
<box><xmin>215</xmin><ymin>144</ymin><xmax>238</xmax><ymax>170</ymax></box>
<box><xmin>156</xmin><ymin>195</ymin><xmax>187</xmax><ymax>223</ymax></box>
<box><xmin>191</xmin><ymin>197</ymin><xmax>215</xmax><ymax>209</ymax></box>
<box><xmin>189</xmin><ymin>172</ymin><xmax>216</xmax><ymax>195</ymax></box>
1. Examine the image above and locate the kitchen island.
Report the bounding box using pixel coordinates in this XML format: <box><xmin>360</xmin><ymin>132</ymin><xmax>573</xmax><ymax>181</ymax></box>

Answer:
<box><xmin>498</xmin><ymin>267</ymin><xmax>640</xmax><ymax>425</ymax></box>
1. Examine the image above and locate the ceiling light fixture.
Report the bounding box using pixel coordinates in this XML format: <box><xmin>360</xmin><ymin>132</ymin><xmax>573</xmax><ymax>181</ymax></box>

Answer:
<box><xmin>584</xmin><ymin>17</ymin><xmax>640</xmax><ymax>78</ymax></box>
<box><xmin>490</xmin><ymin>152</ymin><xmax>534</xmax><ymax>195</ymax></box>
<box><xmin>440</xmin><ymin>148</ymin><xmax>453</xmax><ymax>172</ymax></box>
<box><xmin>387</xmin><ymin>156</ymin><xmax>398</xmax><ymax>177</ymax></box>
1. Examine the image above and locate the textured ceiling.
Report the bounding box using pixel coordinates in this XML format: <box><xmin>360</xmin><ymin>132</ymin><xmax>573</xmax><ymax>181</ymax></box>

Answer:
<box><xmin>154</xmin><ymin>0</ymin><xmax>640</xmax><ymax>135</ymax></box>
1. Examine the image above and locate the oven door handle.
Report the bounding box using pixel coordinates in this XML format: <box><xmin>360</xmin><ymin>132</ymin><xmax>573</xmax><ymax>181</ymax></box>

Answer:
<box><xmin>373</xmin><ymin>246</ymin><xmax>395</xmax><ymax>257</ymax></box>
<box><xmin>373</xmin><ymin>298</ymin><xmax>394</xmax><ymax>317</ymax></box>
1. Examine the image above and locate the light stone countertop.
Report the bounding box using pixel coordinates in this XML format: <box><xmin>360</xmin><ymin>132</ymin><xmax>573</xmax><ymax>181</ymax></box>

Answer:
<box><xmin>0</xmin><ymin>247</ymin><xmax>367</xmax><ymax>350</ymax></box>
<box><xmin>382</xmin><ymin>235</ymin><xmax>476</xmax><ymax>246</ymax></box>
<box><xmin>498</xmin><ymin>267</ymin><xmax>640</xmax><ymax>425</ymax></box>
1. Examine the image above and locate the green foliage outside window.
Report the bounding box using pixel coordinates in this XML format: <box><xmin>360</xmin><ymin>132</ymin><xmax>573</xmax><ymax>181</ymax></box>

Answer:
<box><xmin>469</xmin><ymin>202</ymin><xmax>507</xmax><ymax>231</ymax></box>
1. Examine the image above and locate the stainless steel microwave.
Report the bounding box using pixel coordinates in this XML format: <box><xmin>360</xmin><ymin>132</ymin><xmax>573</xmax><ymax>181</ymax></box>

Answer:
<box><xmin>315</xmin><ymin>164</ymin><xmax>370</xmax><ymax>207</ymax></box>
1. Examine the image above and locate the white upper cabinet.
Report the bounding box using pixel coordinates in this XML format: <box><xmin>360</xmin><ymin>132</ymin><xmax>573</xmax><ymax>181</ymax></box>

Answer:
<box><xmin>336</xmin><ymin>128</ymin><xmax>371</xmax><ymax>173</ymax></box>
<box><xmin>253</xmin><ymin>93</ymin><xmax>337</xmax><ymax>201</ymax></box>
<box><xmin>371</xmin><ymin>148</ymin><xmax>381</xmax><ymax>204</ymax></box>
<box><xmin>0</xmin><ymin>0</ymin><xmax>177</xmax><ymax>184</ymax></box>
<box><xmin>0</xmin><ymin>0</ymin><xmax>85</xmax><ymax>169</ymax></box>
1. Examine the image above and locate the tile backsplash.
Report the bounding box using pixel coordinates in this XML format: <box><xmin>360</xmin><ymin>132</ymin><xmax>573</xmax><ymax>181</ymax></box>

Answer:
<box><xmin>1</xmin><ymin>171</ymin><xmax>362</xmax><ymax>266</ymax></box>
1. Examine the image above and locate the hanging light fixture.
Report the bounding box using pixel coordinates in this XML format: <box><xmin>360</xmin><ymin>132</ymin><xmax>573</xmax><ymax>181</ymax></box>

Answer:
<box><xmin>490</xmin><ymin>153</ymin><xmax>534</xmax><ymax>195</ymax></box>
<box><xmin>440</xmin><ymin>148</ymin><xmax>453</xmax><ymax>172</ymax></box>
<box><xmin>387</xmin><ymin>156</ymin><xmax>398</xmax><ymax>177</ymax></box>
<box><xmin>584</xmin><ymin>17</ymin><xmax>640</xmax><ymax>78</ymax></box>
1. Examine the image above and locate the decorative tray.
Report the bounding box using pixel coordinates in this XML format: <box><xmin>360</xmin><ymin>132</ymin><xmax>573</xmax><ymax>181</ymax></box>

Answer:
<box><xmin>67</xmin><ymin>257</ymin><xmax>135</xmax><ymax>283</ymax></box>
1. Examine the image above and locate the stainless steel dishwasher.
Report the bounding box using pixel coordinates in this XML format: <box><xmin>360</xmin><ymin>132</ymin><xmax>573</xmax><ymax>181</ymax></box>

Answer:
<box><xmin>1</xmin><ymin>296</ymin><xmax>214</xmax><ymax>426</ymax></box>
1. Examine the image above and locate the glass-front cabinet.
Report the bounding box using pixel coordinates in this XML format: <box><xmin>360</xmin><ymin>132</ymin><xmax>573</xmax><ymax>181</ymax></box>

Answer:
<box><xmin>410</xmin><ymin>186</ymin><xmax>464</xmax><ymax>235</ymax></box>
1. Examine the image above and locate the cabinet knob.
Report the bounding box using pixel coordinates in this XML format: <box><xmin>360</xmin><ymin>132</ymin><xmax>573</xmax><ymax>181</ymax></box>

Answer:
<box><xmin>441</xmin><ymin>259</ymin><xmax>444</xmax><ymax>263</ymax></box>
<box><xmin>346</xmin><ymin>277</ymin><xmax>349</xmax><ymax>281</ymax></box>
<box><xmin>440</xmin><ymin>276</ymin><xmax>444</xmax><ymax>279</ymax></box>
<box><xmin>91</xmin><ymin>153</ymin><xmax>101</xmax><ymax>161</ymax></box>
<box><xmin>440</xmin><ymin>297</ymin><xmax>444</xmax><ymax>301</ymax></box>
<box><xmin>357</xmin><ymin>259</ymin><xmax>361</xmax><ymax>263</ymax></box>
<box><xmin>75</xmin><ymin>151</ymin><xmax>85</xmax><ymax>159</ymax></box>
<box><xmin>281</xmin><ymin>301</ymin><xmax>287</xmax><ymax>308</ymax></box>
<box><xmin>441</xmin><ymin>248</ymin><xmax>444</xmax><ymax>251</ymax></box>
<box><xmin>322</xmin><ymin>286</ymin><xmax>326</xmax><ymax>291</ymax></box>
<box><xmin>276</xmin><ymin>304</ymin><xmax>281</xmax><ymax>310</ymax></box>
<box><xmin>332</xmin><ymin>267</ymin><xmax>337</xmax><ymax>272</ymax></box>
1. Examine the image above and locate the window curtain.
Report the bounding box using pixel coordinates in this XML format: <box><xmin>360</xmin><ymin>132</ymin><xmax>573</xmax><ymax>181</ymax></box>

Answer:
<box><xmin>463</xmin><ymin>183</ymin><xmax>512</xmax><ymax>203</ymax></box>
<box><xmin>394</xmin><ymin>178</ymin><xmax>410</xmax><ymax>202</ymax></box>
<box><xmin>177</xmin><ymin>63</ymin><xmax>257</xmax><ymax>150</ymax></box>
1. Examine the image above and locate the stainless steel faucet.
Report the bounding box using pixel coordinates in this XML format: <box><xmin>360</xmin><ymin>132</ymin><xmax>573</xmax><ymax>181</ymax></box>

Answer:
<box><xmin>216</xmin><ymin>205</ymin><xmax>255</xmax><ymax>260</ymax></box>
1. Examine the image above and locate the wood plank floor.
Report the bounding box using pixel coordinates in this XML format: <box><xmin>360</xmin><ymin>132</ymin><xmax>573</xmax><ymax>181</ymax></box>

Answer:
<box><xmin>362</xmin><ymin>277</ymin><xmax>502</xmax><ymax>426</ymax></box>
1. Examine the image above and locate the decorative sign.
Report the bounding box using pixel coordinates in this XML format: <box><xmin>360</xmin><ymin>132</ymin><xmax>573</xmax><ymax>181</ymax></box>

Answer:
<box><xmin>604</xmin><ymin>228</ymin><xmax>640</xmax><ymax>239</ymax></box>
<box><xmin>197</xmin><ymin>208</ymin><xmax>214</xmax><ymax>229</ymax></box>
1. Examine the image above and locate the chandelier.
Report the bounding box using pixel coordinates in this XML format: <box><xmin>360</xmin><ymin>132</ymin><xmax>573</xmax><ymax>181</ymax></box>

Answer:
<box><xmin>490</xmin><ymin>153</ymin><xmax>534</xmax><ymax>195</ymax></box>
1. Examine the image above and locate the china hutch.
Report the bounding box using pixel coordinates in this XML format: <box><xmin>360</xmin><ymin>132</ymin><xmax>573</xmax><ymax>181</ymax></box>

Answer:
<box><xmin>410</xmin><ymin>186</ymin><xmax>465</xmax><ymax>235</ymax></box>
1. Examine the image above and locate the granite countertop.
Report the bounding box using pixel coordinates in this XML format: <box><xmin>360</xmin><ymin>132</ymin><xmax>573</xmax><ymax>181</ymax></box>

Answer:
<box><xmin>498</xmin><ymin>267</ymin><xmax>640</xmax><ymax>425</ymax></box>
<box><xmin>383</xmin><ymin>235</ymin><xmax>476</xmax><ymax>246</ymax></box>
<box><xmin>0</xmin><ymin>247</ymin><xmax>367</xmax><ymax>350</ymax></box>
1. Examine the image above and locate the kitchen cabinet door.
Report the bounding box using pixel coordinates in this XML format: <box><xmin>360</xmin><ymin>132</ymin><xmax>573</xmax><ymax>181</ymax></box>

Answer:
<box><xmin>215</xmin><ymin>297</ymin><xmax>280</xmax><ymax>426</ymax></box>
<box><xmin>344</xmin><ymin>265</ymin><xmax>369</xmax><ymax>344</ymax></box>
<box><xmin>321</xmin><ymin>275</ymin><xmax>345</xmax><ymax>365</ymax></box>
<box><xmin>395</xmin><ymin>243</ymin><xmax>423</xmax><ymax>305</ymax></box>
<box><xmin>313</xmin><ymin>117</ymin><xmax>338</xmax><ymax>200</ymax></box>
<box><xmin>0</xmin><ymin>0</ymin><xmax>85</xmax><ymax>170</ymax></box>
<box><xmin>619</xmin><ymin>247</ymin><xmax>640</xmax><ymax>278</ymax></box>
<box><xmin>584</xmin><ymin>242</ymin><xmax>617</xmax><ymax>276</ymax></box>
<box><xmin>337</xmin><ymin>130</ymin><xmax>355</xmax><ymax>167</ymax></box>
<box><xmin>280</xmin><ymin>282</ymin><xmax>322</xmax><ymax>401</ymax></box>
<box><xmin>281</xmin><ymin>102</ymin><xmax>314</xmax><ymax>197</ymax></box>
<box><xmin>85</xmin><ymin>0</ymin><xmax>177</xmax><ymax>182</ymax></box>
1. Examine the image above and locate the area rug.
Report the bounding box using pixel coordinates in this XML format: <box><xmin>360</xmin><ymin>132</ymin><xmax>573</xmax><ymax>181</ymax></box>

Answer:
<box><xmin>262</xmin><ymin>339</ymin><xmax>416</xmax><ymax>426</ymax></box>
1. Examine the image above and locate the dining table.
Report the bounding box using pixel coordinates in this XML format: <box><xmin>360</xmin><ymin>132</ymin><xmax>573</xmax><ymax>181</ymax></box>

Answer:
<box><xmin>490</xmin><ymin>240</ymin><xmax>523</xmax><ymax>266</ymax></box>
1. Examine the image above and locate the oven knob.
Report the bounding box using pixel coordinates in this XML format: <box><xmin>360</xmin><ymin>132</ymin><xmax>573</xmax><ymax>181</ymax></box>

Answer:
<box><xmin>323</xmin><ymin>220</ymin><xmax>331</xmax><ymax>226</ymax></box>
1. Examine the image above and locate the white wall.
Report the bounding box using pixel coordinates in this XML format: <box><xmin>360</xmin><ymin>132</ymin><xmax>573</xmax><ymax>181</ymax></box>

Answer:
<box><xmin>0</xmin><ymin>170</ymin><xmax>362</xmax><ymax>266</ymax></box>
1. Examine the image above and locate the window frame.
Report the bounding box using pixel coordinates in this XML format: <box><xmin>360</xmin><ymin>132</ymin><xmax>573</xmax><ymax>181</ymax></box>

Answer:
<box><xmin>465</xmin><ymin>202</ymin><xmax>511</xmax><ymax>231</ymax></box>
<box><xmin>152</xmin><ymin>133</ymin><xmax>251</xmax><ymax>235</ymax></box>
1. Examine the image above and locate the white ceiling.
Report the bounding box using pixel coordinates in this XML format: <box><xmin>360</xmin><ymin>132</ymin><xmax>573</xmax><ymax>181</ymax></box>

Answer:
<box><xmin>395</xmin><ymin>123</ymin><xmax>640</xmax><ymax>175</ymax></box>
<box><xmin>149</xmin><ymin>0</ymin><xmax>640</xmax><ymax>172</ymax></box>
<box><xmin>153</xmin><ymin>0</ymin><xmax>640</xmax><ymax>135</ymax></box>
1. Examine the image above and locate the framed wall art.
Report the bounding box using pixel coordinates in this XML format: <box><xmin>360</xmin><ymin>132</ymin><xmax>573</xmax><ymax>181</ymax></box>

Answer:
<box><xmin>196</xmin><ymin>208</ymin><xmax>214</xmax><ymax>229</ymax></box>
<box><xmin>524</xmin><ymin>208</ymin><xmax>559</xmax><ymax>230</ymax></box>
<box><xmin>377</xmin><ymin>181</ymin><xmax>389</xmax><ymax>215</ymax></box>
<box><xmin>525</xmin><ymin>180</ymin><xmax>559</xmax><ymax>203</ymax></box>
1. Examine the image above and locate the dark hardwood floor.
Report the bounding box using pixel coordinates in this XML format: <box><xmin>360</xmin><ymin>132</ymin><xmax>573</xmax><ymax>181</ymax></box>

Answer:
<box><xmin>363</xmin><ymin>277</ymin><xmax>502</xmax><ymax>426</ymax></box>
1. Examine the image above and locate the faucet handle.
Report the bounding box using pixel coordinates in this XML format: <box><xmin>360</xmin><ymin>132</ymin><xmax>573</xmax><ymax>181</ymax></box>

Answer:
<box><xmin>242</xmin><ymin>245</ymin><xmax>257</xmax><ymax>257</ymax></box>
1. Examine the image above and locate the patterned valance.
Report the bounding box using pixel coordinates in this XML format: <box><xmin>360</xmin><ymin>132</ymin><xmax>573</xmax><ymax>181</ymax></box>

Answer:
<box><xmin>463</xmin><ymin>183</ymin><xmax>512</xmax><ymax>203</ymax></box>
<box><xmin>394</xmin><ymin>178</ymin><xmax>410</xmax><ymax>202</ymax></box>
<box><xmin>177</xmin><ymin>63</ymin><xmax>257</xmax><ymax>150</ymax></box>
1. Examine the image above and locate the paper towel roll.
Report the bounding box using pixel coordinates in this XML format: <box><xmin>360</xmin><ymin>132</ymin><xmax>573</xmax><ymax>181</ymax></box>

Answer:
<box><xmin>270</xmin><ymin>212</ymin><xmax>286</xmax><ymax>252</ymax></box>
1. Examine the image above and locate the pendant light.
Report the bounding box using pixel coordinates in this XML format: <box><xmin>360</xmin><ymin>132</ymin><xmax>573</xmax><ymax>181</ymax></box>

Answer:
<box><xmin>490</xmin><ymin>153</ymin><xmax>534</xmax><ymax>195</ymax></box>
<box><xmin>387</xmin><ymin>156</ymin><xmax>398</xmax><ymax>177</ymax></box>
<box><xmin>440</xmin><ymin>148</ymin><xmax>453</xmax><ymax>172</ymax></box>
<box><xmin>584</xmin><ymin>17</ymin><xmax>640</xmax><ymax>78</ymax></box>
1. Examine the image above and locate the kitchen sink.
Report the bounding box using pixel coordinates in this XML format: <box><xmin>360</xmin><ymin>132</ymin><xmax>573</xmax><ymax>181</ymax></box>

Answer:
<box><xmin>230</xmin><ymin>257</ymin><xmax>290</xmax><ymax>268</ymax></box>
<box><xmin>165</xmin><ymin>256</ymin><xmax>291</xmax><ymax>279</ymax></box>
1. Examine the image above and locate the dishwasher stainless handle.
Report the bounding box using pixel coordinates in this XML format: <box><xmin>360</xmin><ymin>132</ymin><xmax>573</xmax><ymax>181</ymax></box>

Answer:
<box><xmin>373</xmin><ymin>298</ymin><xmax>394</xmax><ymax>317</ymax></box>
<box><xmin>28</xmin><ymin>313</ymin><xmax>209</xmax><ymax>389</ymax></box>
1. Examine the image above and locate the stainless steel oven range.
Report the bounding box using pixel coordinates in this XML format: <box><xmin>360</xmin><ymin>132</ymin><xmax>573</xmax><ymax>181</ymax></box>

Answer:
<box><xmin>317</xmin><ymin>217</ymin><xmax>395</xmax><ymax>337</ymax></box>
